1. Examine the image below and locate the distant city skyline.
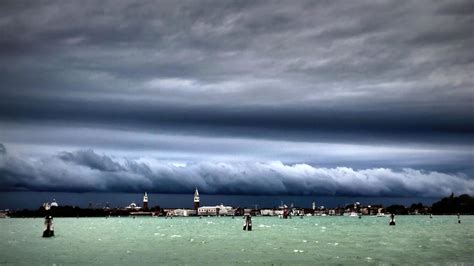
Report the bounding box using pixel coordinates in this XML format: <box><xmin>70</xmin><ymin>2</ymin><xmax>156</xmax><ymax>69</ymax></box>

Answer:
<box><xmin>0</xmin><ymin>1</ymin><xmax>473</xmax><ymax>205</ymax></box>
<box><xmin>0</xmin><ymin>191</ymin><xmax>444</xmax><ymax>211</ymax></box>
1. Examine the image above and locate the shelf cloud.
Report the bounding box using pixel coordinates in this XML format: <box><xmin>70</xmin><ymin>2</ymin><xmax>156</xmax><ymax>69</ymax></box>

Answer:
<box><xmin>1</xmin><ymin>145</ymin><xmax>472</xmax><ymax>197</ymax></box>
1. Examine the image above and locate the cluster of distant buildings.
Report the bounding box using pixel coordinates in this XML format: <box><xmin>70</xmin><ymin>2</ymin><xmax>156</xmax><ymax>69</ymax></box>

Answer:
<box><xmin>118</xmin><ymin>190</ymin><xmax>405</xmax><ymax>217</ymax></box>
<box><xmin>123</xmin><ymin>189</ymin><xmax>237</xmax><ymax>216</ymax></box>
<box><xmin>1</xmin><ymin>189</ymin><xmax>437</xmax><ymax>218</ymax></box>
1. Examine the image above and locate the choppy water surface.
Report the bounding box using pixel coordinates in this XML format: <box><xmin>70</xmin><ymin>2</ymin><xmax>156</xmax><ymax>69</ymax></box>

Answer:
<box><xmin>1</xmin><ymin>216</ymin><xmax>473</xmax><ymax>265</ymax></box>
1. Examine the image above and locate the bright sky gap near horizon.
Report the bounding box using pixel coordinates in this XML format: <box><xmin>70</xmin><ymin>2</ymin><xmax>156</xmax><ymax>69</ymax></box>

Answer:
<box><xmin>0</xmin><ymin>0</ymin><xmax>473</xmax><ymax>207</ymax></box>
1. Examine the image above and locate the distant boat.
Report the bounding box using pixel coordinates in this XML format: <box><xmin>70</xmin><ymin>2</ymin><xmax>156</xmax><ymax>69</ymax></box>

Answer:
<box><xmin>376</xmin><ymin>213</ymin><xmax>386</xmax><ymax>217</ymax></box>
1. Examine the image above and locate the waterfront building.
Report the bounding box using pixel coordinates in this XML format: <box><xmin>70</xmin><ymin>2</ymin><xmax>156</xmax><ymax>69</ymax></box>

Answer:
<box><xmin>293</xmin><ymin>208</ymin><xmax>304</xmax><ymax>216</ymax></box>
<box><xmin>198</xmin><ymin>204</ymin><xmax>234</xmax><ymax>216</ymax></box>
<box><xmin>198</xmin><ymin>206</ymin><xmax>218</xmax><ymax>216</ymax></box>
<box><xmin>233</xmin><ymin>207</ymin><xmax>245</xmax><ymax>216</ymax></box>
<box><xmin>216</xmin><ymin>204</ymin><xmax>234</xmax><ymax>216</ymax></box>
<box><xmin>260</xmin><ymin>209</ymin><xmax>275</xmax><ymax>216</ymax></box>
<box><xmin>244</xmin><ymin>208</ymin><xmax>257</xmax><ymax>216</ymax></box>
<box><xmin>125</xmin><ymin>202</ymin><xmax>141</xmax><ymax>211</ymax></box>
<box><xmin>172</xmin><ymin>209</ymin><xmax>196</xmax><ymax>217</ymax></box>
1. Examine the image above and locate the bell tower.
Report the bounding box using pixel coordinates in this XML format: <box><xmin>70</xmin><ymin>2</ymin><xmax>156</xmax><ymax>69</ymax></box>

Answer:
<box><xmin>143</xmin><ymin>192</ymin><xmax>148</xmax><ymax>210</ymax></box>
<box><xmin>193</xmin><ymin>188</ymin><xmax>200</xmax><ymax>212</ymax></box>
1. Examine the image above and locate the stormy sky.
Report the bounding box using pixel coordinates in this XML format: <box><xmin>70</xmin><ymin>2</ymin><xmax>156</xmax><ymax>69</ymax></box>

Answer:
<box><xmin>0</xmin><ymin>0</ymin><xmax>473</xmax><ymax>200</ymax></box>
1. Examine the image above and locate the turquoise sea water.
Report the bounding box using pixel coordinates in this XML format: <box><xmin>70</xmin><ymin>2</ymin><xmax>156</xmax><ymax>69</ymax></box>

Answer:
<box><xmin>1</xmin><ymin>216</ymin><xmax>473</xmax><ymax>265</ymax></box>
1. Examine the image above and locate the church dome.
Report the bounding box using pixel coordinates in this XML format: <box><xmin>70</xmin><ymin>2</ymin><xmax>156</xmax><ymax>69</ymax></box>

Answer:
<box><xmin>50</xmin><ymin>199</ymin><xmax>59</xmax><ymax>207</ymax></box>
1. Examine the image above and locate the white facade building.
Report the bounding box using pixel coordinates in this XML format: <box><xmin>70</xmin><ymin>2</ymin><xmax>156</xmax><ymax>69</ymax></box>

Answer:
<box><xmin>125</xmin><ymin>202</ymin><xmax>141</xmax><ymax>211</ymax></box>
<box><xmin>50</xmin><ymin>199</ymin><xmax>59</xmax><ymax>207</ymax></box>
<box><xmin>198</xmin><ymin>204</ymin><xmax>234</xmax><ymax>216</ymax></box>
<box><xmin>260</xmin><ymin>209</ymin><xmax>275</xmax><ymax>216</ymax></box>
<box><xmin>172</xmin><ymin>209</ymin><xmax>196</xmax><ymax>217</ymax></box>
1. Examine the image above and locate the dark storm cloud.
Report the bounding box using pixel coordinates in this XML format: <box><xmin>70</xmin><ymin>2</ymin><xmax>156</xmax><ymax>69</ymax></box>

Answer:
<box><xmin>0</xmin><ymin>143</ymin><xmax>6</xmax><ymax>155</ymax></box>
<box><xmin>436</xmin><ymin>1</ymin><xmax>474</xmax><ymax>16</ymax></box>
<box><xmin>58</xmin><ymin>149</ymin><xmax>125</xmax><ymax>172</ymax></box>
<box><xmin>0</xmin><ymin>1</ymin><xmax>472</xmax><ymax>129</ymax></box>
<box><xmin>0</xmin><ymin>1</ymin><xmax>472</xmax><ymax>196</ymax></box>
<box><xmin>1</xmin><ymin>145</ymin><xmax>472</xmax><ymax>197</ymax></box>
<box><xmin>0</xmin><ymin>95</ymin><xmax>472</xmax><ymax>146</ymax></box>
